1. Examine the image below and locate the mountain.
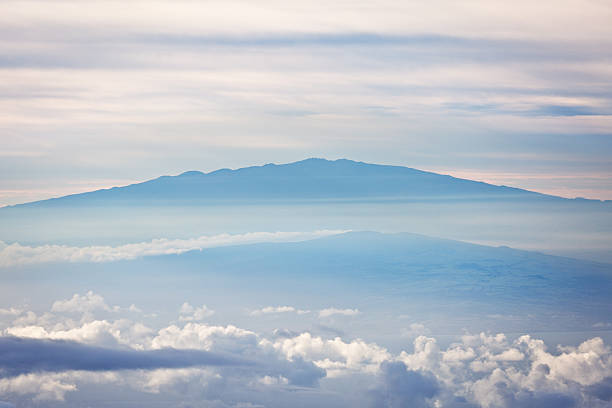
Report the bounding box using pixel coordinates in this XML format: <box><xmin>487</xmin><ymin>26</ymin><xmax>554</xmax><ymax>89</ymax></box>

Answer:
<box><xmin>169</xmin><ymin>230</ymin><xmax>612</xmax><ymax>304</ymax></box>
<box><xmin>6</xmin><ymin>231</ymin><xmax>612</xmax><ymax>334</ymax></box>
<box><xmin>8</xmin><ymin>158</ymin><xmax>561</xmax><ymax>208</ymax></box>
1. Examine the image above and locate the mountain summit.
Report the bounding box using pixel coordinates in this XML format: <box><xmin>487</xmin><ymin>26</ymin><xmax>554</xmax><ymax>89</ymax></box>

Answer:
<box><xmin>12</xmin><ymin>158</ymin><xmax>552</xmax><ymax>207</ymax></box>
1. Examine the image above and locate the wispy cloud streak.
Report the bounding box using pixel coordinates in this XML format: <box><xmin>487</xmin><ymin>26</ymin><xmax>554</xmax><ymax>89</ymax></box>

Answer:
<box><xmin>0</xmin><ymin>230</ymin><xmax>347</xmax><ymax>267</ymax></box>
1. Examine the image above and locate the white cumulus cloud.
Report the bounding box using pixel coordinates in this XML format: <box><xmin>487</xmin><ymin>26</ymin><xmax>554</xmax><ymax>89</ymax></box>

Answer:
<box><xmin>178</xmin><ymin>303</ymin><xmax>215</xmax><ymax>321</ymax></box>
<box><xmin>51</xmin><ymin>290</ymin><xmax>116</xmax><ymax>314</ymax></box>
<box><xmin>2</xmin><ymin>292</ymin><xmax>612</xmax><ymax>407</ymax></box>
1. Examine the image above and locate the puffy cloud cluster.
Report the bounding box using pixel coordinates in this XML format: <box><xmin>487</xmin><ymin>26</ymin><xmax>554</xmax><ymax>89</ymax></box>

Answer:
<box><xmin>1</xmin><ymin>292</ymin><xmax>612</xmax><ymax>407</ymax></box>
<box><xmin>393</xmin><ymin>333</ymin><xmax>612</xmax><ymax>408</ymax></box>
<box><xmin>5</xmin><ymin>318</ymin><xmax>154</xmax><ymax>349</ymax></box>
<box><xmin>265</xmin><ymin>332</ymin><xmax>390</xmax><ymax>377</ymax></box>
<box><xmin>51</xmin><ymin>291</ymin><xmax>117</xmax><ymax>314</ymax></box>
<box><xmin>0</xmin><ymin>230</ymin><xmax>346</xmax><ymax>267</ymax></box>
<box><xmin>178</xmin><ymin>302</ymin><xmax>215</xmax><ymax>321</ymax></box>
<box><xmin>151</xmin><ymin>323</ymin><xmax>256</xmax><ymax>352</ymax></box>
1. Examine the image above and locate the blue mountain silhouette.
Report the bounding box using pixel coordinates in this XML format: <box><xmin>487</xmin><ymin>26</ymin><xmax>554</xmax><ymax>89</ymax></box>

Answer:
<box><xmin>12</xmin><ymin>158</ymin><xmax>559</xmax><ymax>207</ymax></box>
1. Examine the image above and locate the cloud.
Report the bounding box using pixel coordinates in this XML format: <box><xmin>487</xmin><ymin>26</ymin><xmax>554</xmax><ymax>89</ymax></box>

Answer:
<box><xmin>6</xmin><ymin>319</ymin><xmax>152</xmax><ymax>349</ymax></box>
<box><xmin>369</xmin><ymin>361</ymin><xmax>439</xmax><ymax>408</ymax></box>
<box><xmin>318</xmin><ymin>308</ymin><xmax>360</xmax><ymax>318</ymax></box>
<box><xmin>51</xmin><ymin>290</ymin><xmax>116</xmax><ymax>313</ymax></box>
<box><xmin>249</xmin><ymin>306</ymin><xmax>310</xmax><ymax>316</ymax></box>
<box><xmin>0</xmin><ymin>336</ymin><xmax>250</xmax><ymax>378</ymax></box>
<box><xmin>0</xmin><ymin>309</ymin><xmax>20</xmax><ymax>317</ymax></box>
<box><xmin>586</xmin><ymin>377</ymin><xmax>612</xmax><ymax>402</ymax></box>
<box><xmin>2</xmin><ymin>1</ymin><xmax>611</xmax><ymax>43</ymax></box>
<box><xmin>150</xmin><ymin>322</ymin><xmax>257</xmax><ymax>351</ymax></box>
<box><xmin>0</xmin><ymin>372</ymin><xmax>79</xmax><ymax>401</ymax></box>
<box><xmin>0</xmin><ymin>230</ymin><xmax>346</xmax><ymax>267</ymax></box>
<box><xmin>266</xmin><ymin>332</ymin><xmax>390</xmax><ymax>377</ymax></box>
<box><xmin>2</xmin><ymin>293</ymin><xmax>612</xmax><ymax>407</ymax></box>
<box><xmin>258</xmin><ymin>375</ymin><xmax>289</xmax><ymax>386</ymax></box>
<box><xmin>401</xmin><ymin>323</ymin><xmax>431</xmax><ymax>338</ymax></box>
<box><xmin>179</xmin><ymin>302</ymin><xmax>214</xmax><ymax>321</ymax></box>
<box><xmin>128</xmin><ymin>304</ymin><xmax>142</xmax><ymax>313</ymax></box>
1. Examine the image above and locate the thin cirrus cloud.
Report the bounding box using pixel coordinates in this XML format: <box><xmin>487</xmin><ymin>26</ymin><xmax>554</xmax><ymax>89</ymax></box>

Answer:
<box><xmin>0</xmin><ymin>230</ymin><xmax>346</xmax><ymax>268</ymax></box>
<box><xmin>2</xmin><ymin>0</ymin><xmax>611</xmax><ymax>41</ymax></box>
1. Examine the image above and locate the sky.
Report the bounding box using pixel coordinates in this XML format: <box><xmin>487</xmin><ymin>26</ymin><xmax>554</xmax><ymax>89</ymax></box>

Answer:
<box><xmin>1</xmin><ymin>0</ymin><xmax>612</xmax><ymax>205</ymax></box>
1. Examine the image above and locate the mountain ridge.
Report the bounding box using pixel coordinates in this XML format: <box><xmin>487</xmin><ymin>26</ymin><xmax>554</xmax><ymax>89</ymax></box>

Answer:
<box><xmin>4</xmin><ymin>158</ymin><xmax>603</xmax><ymax>208</ymax></box>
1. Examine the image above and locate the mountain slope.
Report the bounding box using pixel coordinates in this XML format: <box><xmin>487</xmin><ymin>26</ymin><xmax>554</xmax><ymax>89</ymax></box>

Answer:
<box><xmin>6</xmin><ymin>231</ymin><xmax>611</xmax><ymax>333</ymax></box>
<box><xmin>9</xmin><ymin>158</ymin><xmax>554</xmax><ymax>208</ymax></box>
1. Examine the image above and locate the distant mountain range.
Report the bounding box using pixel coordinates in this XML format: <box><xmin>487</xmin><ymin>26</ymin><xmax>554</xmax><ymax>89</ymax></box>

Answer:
<box><xmin>8</xmin><ymin>158</ymin><xmax>584</xmax><ymax>208</ymax></box>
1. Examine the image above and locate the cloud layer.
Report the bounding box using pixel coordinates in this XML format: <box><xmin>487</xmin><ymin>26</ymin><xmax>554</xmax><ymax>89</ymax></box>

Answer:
<box><xmin>0</xmin><ymin>230</ymin><xmax>345</xmax><ymax>267</ymax></box>
<box><xmin>0</xmin><ymin>336</ymin><xmax>250</xmax><ymax>377</ymax></box>
<box><xmin>1</xmin><ymin>291</ymin><xmax>612</xmax><ymax>406</ymax></box>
